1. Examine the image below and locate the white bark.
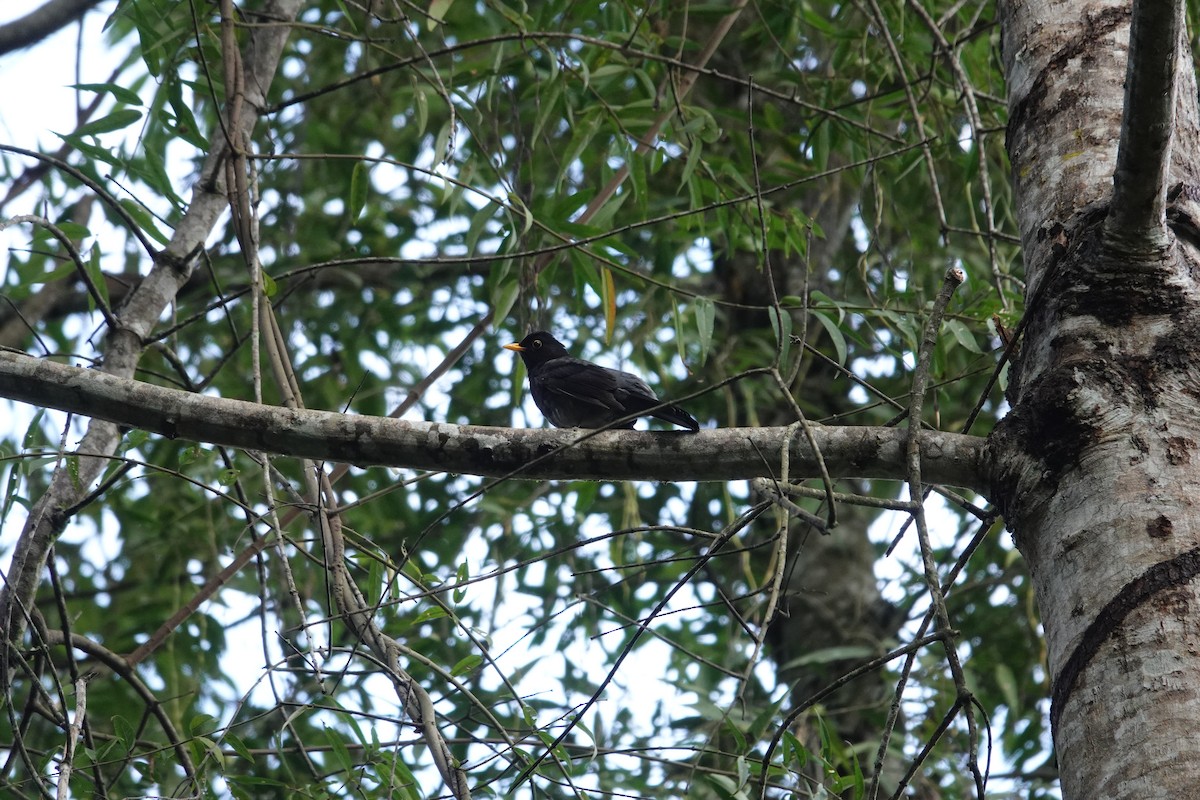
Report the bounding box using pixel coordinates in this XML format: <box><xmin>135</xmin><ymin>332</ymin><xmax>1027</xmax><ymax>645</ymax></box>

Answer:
<box><xmin>994</xmin><ymin>0</ymin><xmax>1200</xmax><ymax>796</ymax></box>
<box><xmin>999</xmin><ymin>0</ymin><xmax>1129</xmax><ymax>272</ymax></box>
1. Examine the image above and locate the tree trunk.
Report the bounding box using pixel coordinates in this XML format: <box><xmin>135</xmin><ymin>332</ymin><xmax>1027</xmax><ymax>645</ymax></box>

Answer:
<box><xmin>992</xmin><ymin>0</ymin><xmax>1200</xmax><ymax>795</ymax></box>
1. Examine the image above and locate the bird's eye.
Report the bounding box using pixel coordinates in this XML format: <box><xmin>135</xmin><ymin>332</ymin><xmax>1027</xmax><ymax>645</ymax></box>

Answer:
<box><xmin>532</xmin><ymin>339</ymin><xmax>542</xmax><ymax>348</ymax></box>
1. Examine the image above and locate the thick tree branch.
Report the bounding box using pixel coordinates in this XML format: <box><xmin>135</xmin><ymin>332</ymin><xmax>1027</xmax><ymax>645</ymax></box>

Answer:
<box><xmin>0</xmin><ymin>351</ymin><xmax>989</xmax><ymax>492</ymax></box>
<box><xmin>0</xmin><ymin>0</ymin><xmax>104</xmax><ymax>56</ymax></box>
<box><xmin>1103</xmin><ymin>0</ymin><xmax>1183</xmax><ymax>252</ymax></box>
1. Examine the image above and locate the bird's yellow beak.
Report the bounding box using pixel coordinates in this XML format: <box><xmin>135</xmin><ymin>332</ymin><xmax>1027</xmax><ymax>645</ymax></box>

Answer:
<box><xmin>503</xmin><ymin>342</ymin><xmax>526</xmax><ymax>352</ymax></box>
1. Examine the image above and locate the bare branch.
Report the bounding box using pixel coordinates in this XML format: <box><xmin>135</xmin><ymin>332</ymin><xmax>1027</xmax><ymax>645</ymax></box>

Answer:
<box><xmin>0</xmin><ymin>350</ymin><xmax>989</xmax><ymax>492</ymax></box>
<box><xmin>1103</xmin><ymin>0</ymin><xmax>1184</xmax><ymax>252</ymax></box>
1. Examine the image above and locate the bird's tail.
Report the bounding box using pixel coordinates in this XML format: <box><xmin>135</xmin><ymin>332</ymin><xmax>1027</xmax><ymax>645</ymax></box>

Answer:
<box><xmin>652</xmin><ymin>404</ymin><xmax>700</xmax><ymax>432</ymax></box>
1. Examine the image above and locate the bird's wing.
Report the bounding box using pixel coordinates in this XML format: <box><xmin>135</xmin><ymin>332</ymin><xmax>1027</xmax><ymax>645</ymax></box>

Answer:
<box><xmin>608</xmin><ymin>370</ymin><xmax>658</xmax><ymax>402</ymax></box>
<box><xmin>531</xmin><ymin>358</ymin><xmax>629</xmax><ymax>410</ymax></box>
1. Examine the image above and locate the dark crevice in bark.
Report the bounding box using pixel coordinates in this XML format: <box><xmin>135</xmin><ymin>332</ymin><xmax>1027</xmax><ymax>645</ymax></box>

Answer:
<box><xmin>1049</xmin><ymin>545</ymin><xmax>1200</xmax><ymax>731</ymax></box>
<box><xmin>1029</xmin><ymin>214</ymin><xmax>1183</xmax><ymax>330</ymax></box>
<box><xmin>987</xmin><ymin>366</ymin><xmax>1100</xmax><ymax>526</ymax></box>
<box><xmin>1131</xmin><ymin>313</ymin><xmax>1200</xmax><ymax>406</ymax></box>
<box><xmin>1166</xmin><ymin>183</ymin><xmax>1200</xmax><ymax>256</ymax></box>
<box><xmin>1006</xmin><ymin>207</ymin><xmax>1105</xmax><ymax>402</ymax></box>
<box><xmin>991</xmin><ymin>327</ymin><xmax>1200</xmax><ymax>532</ymax></box>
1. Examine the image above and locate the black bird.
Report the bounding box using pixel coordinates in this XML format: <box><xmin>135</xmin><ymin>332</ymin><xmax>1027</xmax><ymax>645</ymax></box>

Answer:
<box><xmin>504</xmin><ymin>331</ymin><xmax>700</xmax><ymax>431</ymax></box>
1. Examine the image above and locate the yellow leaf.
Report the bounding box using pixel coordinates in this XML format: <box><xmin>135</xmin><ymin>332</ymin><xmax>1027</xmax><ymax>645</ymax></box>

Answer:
<box><xmin>602</xmin><ymin>267</ymin><xmax>616</xmax><ymax>343</ymax></box>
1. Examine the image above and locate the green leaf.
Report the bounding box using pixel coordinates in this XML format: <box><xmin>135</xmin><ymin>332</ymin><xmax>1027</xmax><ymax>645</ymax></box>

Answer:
<box><xmin>450</xmin><ymin>654</ymin><xmax>483</xmax><ymax>676</ymax></box>
<box><xmin>585</xmin><ymin>187</ymin><xmax>630</xmax><ymax>230</ymax></box>
<box><xmin>1</xmin><ymin>460</ymin><xmax>24</xmax><ymax>524</ymax></box>
<box><xmin>36</xmin><ymin>263</ymin><xmax>77</xmax><ymax>285</ymax></box>
<box><xmin>671</xmin><ymin>296</ymin><xmax>687</xmax><ymax>365</ymax></box>
<box><xmin>85</xmin><ymin>244</ymin><xmax>110</xmax><ymax>313</ymax></box>
<box><xmin>703</xmin><ymin>773</ymin><xmax>747</xmax><ymax>800</ymax></box>
<box><xmin>782</xmin><ymin>730</ymin><xmax>808</xmax><ymax>767</ymax></box>
<box><xmin>411</xmin><ymin>606</ymin><xmax>448</xmax><ymax>625</ymax></box>
<box><xmin>945</xmin><ymin>318</ymin><xmax>984</xmax><ymax>354</ymax></box>
<box><xmin>995</xmin><ymin>662</ymin><xmax>1020</xmax><ymax>711</ymax></box>
<box><xmin>560</xmin><ymin>114</ymin><xmax>603</xmax><ymax>190</ymax></box>
<box><xmin>69</xmin><ymin>109</ymin><xmax>143</xmax><ymax>138</ymax></box>
<box><xmin>531</xmin><ymin>79</ymin><xmax>563</xmax><ymax>143</ymax></box>
<box><xmin>811</xmin><ymin>310</ymin><xmax>848</xmax><ymax>366</ymax></box>
<box><xmin>694</xmin><ymin>297</ymin><xmax>715</xmax><ymax>365</ymax></box>
<box><xmin>192</xmin><ymin>735</ymin><xmax>225</xmax><ymax>769</ymax></box>
<box><xmin>21</xmin><ymin>408</ymin><xmax>46</xmax><ymax>450</ymax></box>
<box><xmin>571</xmin><ymin>251</ymin><xmax>597</xmax><ymax>312</ymax></box>
<box><xmin>178</xmin><ymin>444</ymin><xmax>202</xmax><ymax>466</ymax></box>
<box><xmin>588</xmin><ymin>64</ymin><xmax>629</xmax><ymax>83</ymax></box>
<box><xmin>112</xmin><ymin>716</ymin><xmax>136</xmax><ymax>749</ymax></box>
<box><xmin>723</xmin><ymin>718</ymin><xmax>747</xmax><ymax>752</ymax></box>
<box><xmin>224</xmin><ymin>732</ymin><xmax>255</xmax><ymax>764</ymax></box>
<box><xmin>735</xmin><ymin>754</ymin><xmax>751</xmax><ymax>792</ymax></box>
<box><xmin>769</xmin><ymin>306</ymin><xmax>792</xmax><ymax>365</ymax></box>
<box><xmin>627</xmin><ymin>145</ymin><xmax>648</xmax><ymax>211</ymax></box>
<box><xmin>189</xmin><ymin>713</ymin><xmax>217</xmax><ymax>735</ymax></box>
<box><xmin>492</xmin><ymin>278</ymin><xmax>520</xmax><ymax>326</ymax></box>
<box><xmin>433</xmin><ymin>119</ymin><xmax>454</xmax><ymax>166</ymax></box>
<box><xmin>509</xmin><ymin>193</ymin><xmax>534</xmax><ymax>236</ymax></box>
<box><xmin>348</xmin><ymin>161</ymin><xmax>370</xmax><ymax>223</ymax></box>
<box><xmin>324</xmin><ymin>725</ymin><xmax>355</xmax><ymax>774</ymax></box>
<box><xmin>780</xmin><ymin>645</ymin><xmax>875</xmax><ymax>670</ymax></box>
<box><xmin>453</xmin><ymin>561</ymin><xmax>470</xmax><ymax>603</ymax></box>
<box><xmin>679</xmin><ymin>141</ymin><xmax>703</xmax><ymax>189</ymax></box>
<box><xmin>54</xmin><ymin>133</ymin><xmax>124</xmax><ymax>169</ymax></box>
<box><xmin>414</xmin><ymin>85</ymin><xmax>429</xmax><ymax>137</ymax></box>
<box><xmin>809</xmin><ymin>290</ymin><xmax>841</xmax><ymax>310</ymax></box>
<box><xmin>428</xmin><ymin>0</ymin><xmax>455</xmax><ymax>29</ymax></box>
<box><xmin>54</xmin><ymin>221</ymin><xmax>92</xmax><ymax>241</ymax></box>
<box><xmin>71</xmin><ymin>82</ymin><xmax>143</xmax><ymax>106</ymax></box>
<box><xmin>166</xmin><ymin>75</ymin><xmax>207</xmax><ymax>148</ymax></box>
<box><xmin>465</xmin><ymin>200</ymin><xmax>497</xmax><ymax>253</ymax></box>
<box><xmin>117</xmin><ymin>199</ymin><xmax>170</xmax><ymax>246</ymax></box>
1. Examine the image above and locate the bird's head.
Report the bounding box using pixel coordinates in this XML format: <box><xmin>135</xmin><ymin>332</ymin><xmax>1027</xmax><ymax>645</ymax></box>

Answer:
<box><xmin>503</xmin><ymin>331</ymin><xmax>570</xmax><ymax>367</ymax></box>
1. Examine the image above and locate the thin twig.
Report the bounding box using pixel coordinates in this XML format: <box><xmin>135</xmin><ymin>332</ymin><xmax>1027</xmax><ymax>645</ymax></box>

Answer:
<box><xmin>0</xmin><ymin>216</ymin><xmax>118</xmax><ymax>332</ymax></box>
<box><xmin>55</xmin><ymin>674</ymin><xmax>88</xmax><ymax>800</ymax></box>
<box><xmin>860</xmin><ymin>0</ymin><xmax>949</xmax><ymax>237</ymax></box>
<box><xmin>905</xmin><ymin>0</ymin><xmax>1007</xmax><ymax>305</ymax></box>
<box><xmin>871</xmin><ymin>266</ymin><xmax>982</xmax><ymax>799</ymax></box>
<box><xmin>756</xmin><ymin>631</ymin><xmax>950</xmax><ymax>800</ymax></box>
<box><xmin>512</xmin><ymin>500</ymin><xmax>773</xmax><ymax>790</ymax></box>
